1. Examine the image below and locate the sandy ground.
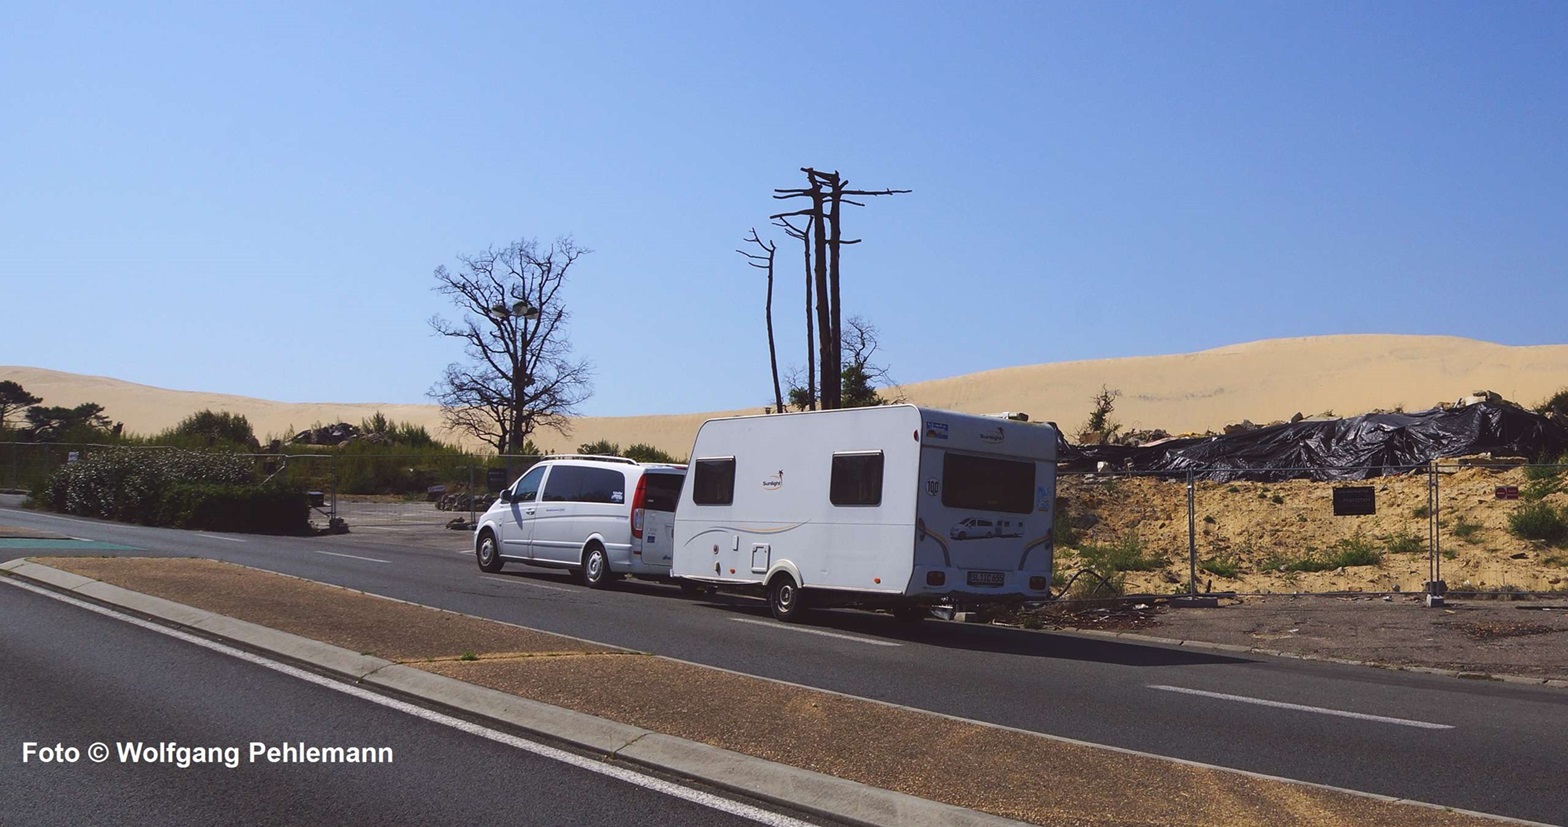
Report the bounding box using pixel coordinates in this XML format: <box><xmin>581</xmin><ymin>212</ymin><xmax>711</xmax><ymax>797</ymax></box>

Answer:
<box><xmin>8</xmin><ymin>334</ymin><xmax>1568</xmax><ymax>455</ymax></box>
<box><xmin>25</xmin><ymin>555</ymin><xmax>1546</xmax><ymax>827</ymax></box>
<box><xmin>1056</xmin><ymin>465</ymin><xmax>1568</xmax><ymax>595</ymax></box>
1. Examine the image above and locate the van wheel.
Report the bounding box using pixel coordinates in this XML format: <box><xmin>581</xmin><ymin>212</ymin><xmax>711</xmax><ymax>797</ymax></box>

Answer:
<box><xmin>581</xmin><ymin>544</ymin><xmax>613</xmax><ymax>589</ymax></box>
<box><xmin>767</xmin><ymin>575</ymin><xmax>807</xmax><ymax>622</ymax></box>
<box><xmin>476</xmin><ymin>531</ymin><xmax>504</xmax><ymax>573</ymax></box>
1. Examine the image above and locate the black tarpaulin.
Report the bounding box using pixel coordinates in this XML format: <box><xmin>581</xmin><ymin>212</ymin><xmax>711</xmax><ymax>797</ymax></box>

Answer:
<box><xmin>1057</xmin><ymin>402</ymin><xmax>1568</xmax><ymax>482</ymax></box>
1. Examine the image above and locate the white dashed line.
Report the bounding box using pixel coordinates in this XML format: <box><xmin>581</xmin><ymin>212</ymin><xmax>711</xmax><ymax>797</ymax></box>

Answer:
<box><xmin>313</xmin><ymin>550</ymin><xmax>390</xmax><ymax>564</ymax></box>
<box><xmin>732</xmin><ymin>617</ymin><xmax>902</xmax><ymax>647</ymax></box>
<box><xmin>1149</xmin><ymin>685</ymin><xmax>1453</xmax><ymax>729</ymax></box>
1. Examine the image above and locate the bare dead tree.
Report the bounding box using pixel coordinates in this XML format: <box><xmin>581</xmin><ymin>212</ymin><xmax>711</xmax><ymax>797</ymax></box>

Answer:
<box><xmin>840</xmin><ymin>315</ymin><xmax>902</xmax><ymax>408</ymax></box>
<box><xmin>772</xmin><ymin>168</ymin><xmax>909</xmax><ymax>409</ymax></box>
<box><xmin>773</xmin><ymin>216</ymin><xmax>814</xmax><ymax>410</ymax></box>
<box><xmin>738</xmin><ymin>228</ymin><xmax>785</xmax><ymax>414</ymax></box>
<box><xmin>428</xmin><ymin>237</ymin><xmax>594</xmax><ymax>454</ymax></box>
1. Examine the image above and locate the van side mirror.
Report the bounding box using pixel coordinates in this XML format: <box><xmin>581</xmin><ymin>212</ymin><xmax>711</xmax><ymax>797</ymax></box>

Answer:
<box><xmin>497</xmin><ymin>489</ymin><xmax>513</xmax><ymax>504</ymax></box>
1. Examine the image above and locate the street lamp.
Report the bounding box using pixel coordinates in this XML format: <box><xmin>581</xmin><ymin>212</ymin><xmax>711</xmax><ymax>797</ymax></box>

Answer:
<box><xmin>486</xmin><ymin>293</ymin><xmax>541</xmax><ymax>455</ymax></box>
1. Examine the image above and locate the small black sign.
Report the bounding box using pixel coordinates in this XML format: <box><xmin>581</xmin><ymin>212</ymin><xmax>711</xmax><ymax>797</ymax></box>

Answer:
<box><xmin>486</xmin><ymin>468</ymin><xmax>511</xmax><ymax>492</ymax></box>
<box><xmin>1495</xmin><ymin>485</ymin><xmax>1520</xmax><ymax>501</ymax></box>
<box><xmin>1333</xmin><ymin>486</ymin><xmax>1376</xmax><ymax>516</ymax></box>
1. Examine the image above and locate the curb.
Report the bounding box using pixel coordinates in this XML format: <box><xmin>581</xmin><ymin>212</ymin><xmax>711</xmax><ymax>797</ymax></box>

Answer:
<box><xmin>0</xmin><ymin>558</ymin><xmax>1024</xmax><ymax>827</ymax></box>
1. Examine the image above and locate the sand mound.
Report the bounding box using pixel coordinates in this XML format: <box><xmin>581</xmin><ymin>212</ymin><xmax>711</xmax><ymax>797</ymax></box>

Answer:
<box><xmin>6</xmin><ymin>334</ymin><xmax>1566</xmax><ymax>455</ymax></box>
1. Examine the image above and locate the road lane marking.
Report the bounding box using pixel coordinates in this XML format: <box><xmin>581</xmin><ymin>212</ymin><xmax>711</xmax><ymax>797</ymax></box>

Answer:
<box><xmin>733</xmin><ymin>617</ymin><xmax>902</xmax><ymax>647</ymax></box>
<box><xmin>1148</xmin><ymin>685</ymin><xmax>1454</xmax><ymax>730</ymax></box>
<box><xmin>313</xmin><ymin>550</ymin><xmax>390</xmax><ymax>564</ymax></box>
<box><xmin>195</xmin><ymin>533</ymin><xmax>246</xmax><ymax>543</ymax></box>
<box><xmin>0</xmin><ymin>578</ymin><xmax>814</xmax><ymax>827</ymax></box>
<box><xmin>483</xmin><ymin>576</ymin><xmax>575</xmax><ymax>593</ymax></box>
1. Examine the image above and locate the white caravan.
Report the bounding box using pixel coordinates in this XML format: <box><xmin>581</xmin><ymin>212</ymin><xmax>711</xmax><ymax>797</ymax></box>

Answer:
<box><xmin>671</xmin><ymin>405</ymin><xmax>1058</xmax><ymax>621</ymax></box>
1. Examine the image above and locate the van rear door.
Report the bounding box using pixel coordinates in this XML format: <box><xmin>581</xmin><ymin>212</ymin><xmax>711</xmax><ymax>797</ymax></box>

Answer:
<box><xmin>633</xmin><ymin>471</ymin><xmax>683</xmax><ymax>568</ymax></box>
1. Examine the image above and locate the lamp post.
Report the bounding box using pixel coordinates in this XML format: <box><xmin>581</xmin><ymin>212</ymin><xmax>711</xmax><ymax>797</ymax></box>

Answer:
<box><xmin>487</xmin><ymin>295</ymin><xmax>541</xmax><ymax>454</ymax></box>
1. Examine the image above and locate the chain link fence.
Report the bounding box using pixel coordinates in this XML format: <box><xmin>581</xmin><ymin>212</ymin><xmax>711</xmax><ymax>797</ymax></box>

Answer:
<box><xmin>6</xmin><ymin>443</ymin><xmax>1565</xmax><ymax>597</ymax></box>
<box><xmin>1055</xmin><ymin>460</ymin><xmax>1568</xmax><ymax>600</ymax></box>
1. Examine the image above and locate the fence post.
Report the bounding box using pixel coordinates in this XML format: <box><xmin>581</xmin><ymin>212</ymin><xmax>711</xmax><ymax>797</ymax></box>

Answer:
<box><xmin>1187</xmin><ymin>468</ymin><xmax>1198</xmax><ymax>595</ymax></box>
<box><xmin>1425</xmin><ymin>461</ymin><xmax>1444</xmax><ymax>607</ymax></box>
<box><xmin>468</xmin><ymin>462</ymin><xmax>476</xmax><ymax>528</ymax></box>
<box><xmin>330</xmin><ymin>454</ymin><xmax>338</xmax><ymax>521</ymax></box>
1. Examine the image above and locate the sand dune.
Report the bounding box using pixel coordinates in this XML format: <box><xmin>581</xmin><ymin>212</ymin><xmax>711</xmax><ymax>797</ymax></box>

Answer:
<box><xmin>5</xmin><ymin>334</ymin><xmax>1566</xmax><ymax>456</ymax></box>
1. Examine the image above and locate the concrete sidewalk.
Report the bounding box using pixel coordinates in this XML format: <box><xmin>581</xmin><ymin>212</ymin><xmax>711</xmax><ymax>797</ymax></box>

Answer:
<box><xmin>0</xmin><ymin>556</ymin><xmax>1545</xmax><ymax>827</ymax></box>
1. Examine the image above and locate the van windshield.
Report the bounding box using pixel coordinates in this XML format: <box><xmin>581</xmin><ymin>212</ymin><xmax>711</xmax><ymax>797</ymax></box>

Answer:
<box><xmin>941</xmin><ymin>453</ymin><xmax>1035</xmax><ymax>514</ymax></box>
<box><xmin>641</xmin><ymin>473</ymin><xmax>684</xmax><ymax>512</ymax></box>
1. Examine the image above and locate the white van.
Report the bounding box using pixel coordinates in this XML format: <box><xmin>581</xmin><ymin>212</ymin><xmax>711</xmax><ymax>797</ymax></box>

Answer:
<box><xmin>671</xmin><ymin>405</ymin><xmax>1058</xmax><ymax>621</ymax></box>
<box><xmin>474</xmin><ymin>456</ymin><xmax>686</xmax><ymax>588</ymax></box>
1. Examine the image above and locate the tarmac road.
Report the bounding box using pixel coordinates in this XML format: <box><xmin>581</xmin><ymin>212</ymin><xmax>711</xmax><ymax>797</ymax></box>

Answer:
<box><xmin>0</xmin><ymin>579</ymin><xmax>820</xmax><ymax>827</ymax></box>
<box><xmin>2</xmin><ymin>497</ymin><xmax>1565</xmax><ymax>825</ymax></box>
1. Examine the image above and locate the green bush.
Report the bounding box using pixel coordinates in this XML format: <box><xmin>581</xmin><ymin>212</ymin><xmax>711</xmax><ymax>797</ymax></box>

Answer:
<box><xmin>157</xmin><ymin>482</ymin><xmax>310</xmax><ymax>535</ymax></box>
<box><xmin>1328</xmin><ymin>534</ymin><xmax>1383</xmax><ymax>567</ymax></box>
<box><xmin>1508</xmin><ymin>501</ymin><xmax>1568</xmax><ymax>545</ymax></box>
<box><xmin>1384</xmin><ymin>531</ymin><xmax>1424</xmax><ymax>554</ymax></box>
<box><xmin>1200</xmin><ymin>555</ymin><xmax>1240</xmax><ymax>578</ymax></box>
<box><xmin>1076</xmin><ymin>533</ymin><xmax>1161</xmax><ymax>573</ymax></box>
<box><xmin>1052</xmin><ymin>507</ymin><xmax>1080</xmax><ymax>549</ymax></box>
<box><xmin>1261</xmin><ymin>536</ymin><xmax>1383</xmax><ymax>573</ymax></box>
<box><xmin>36</xmin><ymin>448</ymin><xmax>254</xmax><ymax>524</ymax></box>
<box><xmin>1451</xmin><ymin>516</ymin><xmax>1483</xmax><ymax>543</ymax></box>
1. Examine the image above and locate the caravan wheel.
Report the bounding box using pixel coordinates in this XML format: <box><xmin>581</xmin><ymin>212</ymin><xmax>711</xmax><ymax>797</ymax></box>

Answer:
<box><xmin>767</xmin><ymin>575</ymin><xmax>807</xmax><ymax>622</ymax></box>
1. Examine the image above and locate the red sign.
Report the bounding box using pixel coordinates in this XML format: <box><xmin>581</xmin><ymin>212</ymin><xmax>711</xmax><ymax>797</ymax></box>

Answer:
<box><xmin>1496</xmin><ymin>486</ymin><xmax>1520</xmax><ymax>500</ymax></box>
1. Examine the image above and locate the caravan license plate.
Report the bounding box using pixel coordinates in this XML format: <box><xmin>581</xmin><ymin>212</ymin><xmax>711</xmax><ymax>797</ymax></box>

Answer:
<box><xmin>966</xmin><ymin>571</ymin><xmax>1005</xmax><ymax>587</ymax></box>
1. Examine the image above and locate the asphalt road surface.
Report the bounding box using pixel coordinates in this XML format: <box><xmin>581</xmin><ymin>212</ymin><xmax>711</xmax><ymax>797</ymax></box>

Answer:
<box><xmin>3</xmin><ymin>498</ymin><xmax>1565</xmax><ymax>825</ymax></box>
<box><xmin>0</xmin><ymin>575</ymin><xmax>816</xmax><ymax>827</ymax></box>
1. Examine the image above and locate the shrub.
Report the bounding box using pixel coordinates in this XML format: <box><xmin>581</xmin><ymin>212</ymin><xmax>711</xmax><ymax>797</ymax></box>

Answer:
<box><xmin>1329</xmin><ymin>534</ymin><xmax>1383</xmax><ymax>567</ymax></box>
<box><xmin>1052</xmin><ymin>507</ymin><xmax>1080</xmax><ymax>549</ymax></box>
<box><xmin>1270</xmin><ymin>494</ymin><xmax>1285</xmax><ymax>505</ymax></box>
<box><xmin>36</xmin><ymin>448</ymin><xmax>253</xmax><ymax>525</ymax></box>
<box><xmin>1200</xmin><ymin>556</ymin><xmax>1240</xmax><ymax>578</ymax></box>
<box><xmin>1411</xmin><ymin>504</ymin><xmax>1431</xmax><ymax>519</ymax></box>
<box><xmin>625</xmin><ymin>443</ymin><xmax>679</xmax><ymax>464</ymax></box>
<box><xmin>1076</xmin><ymin>534</ymin><xmax>1161</xmax><ymax>573</ymax></box>
<box><xmin>1508</xmin><ymin>501</ymin><xmax>1568</xmax><ymax>545</ymax></box>
<box><xmin>161</xmin><ymin>410</ymin><xmax>256</xmax><ymax>447</ymax></box>
<box><xmin>157</xmin><ymin>482</ymin><xmax>310</xmax><ymax>535</ymax></box>
<box><xmin>1384</xmin><ymin>531</ymin><xmax>1425</xmax><ymax>554</ymax></box>
<box><xmin>1451</xmin><ymin>516</ymin><xmax>1483</xmax><ymax>543</ymax></box>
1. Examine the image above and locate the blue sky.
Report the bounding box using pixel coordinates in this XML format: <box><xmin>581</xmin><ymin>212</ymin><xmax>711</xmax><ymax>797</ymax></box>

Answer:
<box><xmin>4</xmin><ymin>2</ymin><xmax>1565</xmax><ymax>417</ymax></box>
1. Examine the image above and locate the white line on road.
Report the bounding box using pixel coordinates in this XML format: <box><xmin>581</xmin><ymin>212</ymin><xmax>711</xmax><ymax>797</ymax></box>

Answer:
<box><xmin>313</xmin><ymin>550</ymin><xmax>390</xmax><ymax>564</ymax></box>
<box><xmin>733</xmin><ymin>617</ymin><xmax>902</xmax><ymax>647</ymax></box>
<box><xmin>195</xmin><ymin>533</ymin><xmax>246</xmax><ymax>543</ymax></box>
<box><xmin>0</xmin><ymin>578</ymin><xmax>815</xmax><ymax>827</ymax></box>
<box><xmin>483</xmin><ymin>576</ymin><xmax>575</xmax><ymax>593</ymax></box>
<box><xmin>1148</xmin><ymin>685</ymin><xmax>1454</xmax><ymax>730</ymax></box>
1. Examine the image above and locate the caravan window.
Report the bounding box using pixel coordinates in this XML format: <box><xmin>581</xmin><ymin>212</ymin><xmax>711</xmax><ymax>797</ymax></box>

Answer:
<box><xmin>941</xmin><ymin>452</ymin><xmax>1034</xmax><ymax>514</ymax></box>
<box><xmin>692</xmin><ymin>458</ymin><xmax>735</xmax><ymax>505</ymax></box>
<box><xmin>830</xmin><ymin>451</ymin><xmax>883</xmax><ymax>506</ymax></box>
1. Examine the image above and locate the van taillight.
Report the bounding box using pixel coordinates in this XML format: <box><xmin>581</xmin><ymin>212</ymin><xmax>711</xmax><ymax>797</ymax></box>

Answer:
<box><xmin>630</xmin><ymin>475</ymin><xmax>648</xmax><ymax>539</ymax></box>
<box><xmin>926</xmin><ymin>571</ymin><xmax>945</xmax><ymax>586</ymax></box>
<box><xmin>1029</xmin><ymin>576</ymin><xmax>1048</xmax><ymax>590</ymax></box>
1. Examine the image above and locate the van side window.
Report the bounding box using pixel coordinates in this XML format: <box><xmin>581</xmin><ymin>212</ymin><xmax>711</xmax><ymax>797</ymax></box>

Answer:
<box><xmin>830</xmin><ymin>451</ymin><xmax>883</xmax><ymax>506</ymax></box>
<box><xmin>512</xmin><ymin>465</ymin><xmax>546</xmax><ymax>503</ymax></box>
<box><xmin>577</xmin><ymin>467</ymin><xmax>627</xmax><ymax>504</ymax></box>
<box><xmin>540</xmin><ymin>465</ymin><xmax>581</xmax><ymax>502</ymax></box>
<box><xmin>941</xmin><ymin>452</ymin><xmax>1034</xmax><ymax>514</ymax></box>
<box><xmin>692</xmin><ymin>458</ymin><xmax>736</xmax><ymax>505</ymax></box>
<box><xmin>539</xmin><ymin>465</ymin><xmax>627</xmax><ymax>504</ymax></box>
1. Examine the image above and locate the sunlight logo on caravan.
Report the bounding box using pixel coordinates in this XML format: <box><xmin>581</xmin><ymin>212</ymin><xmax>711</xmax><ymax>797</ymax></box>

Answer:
<box><xmin>762</xmin><ymin>470</ymin><xmax>784</xmax><ymax>491</ymax></box>
<box><xmin>979</xmin><ymin>426</ymin><xmax>1005</xmax><ymax>444</ymax></box>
